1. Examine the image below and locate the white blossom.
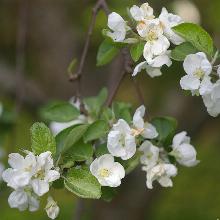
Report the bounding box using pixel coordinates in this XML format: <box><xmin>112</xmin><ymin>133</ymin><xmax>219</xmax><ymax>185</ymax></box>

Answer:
<box><xmin>143</xmin><ymin>19</ymin><xmax>170</xmax><ymax>63</ymax></box>
<box><xmin>146</xmin><ymin>163</ymin><xmax>177</xmax><ymax>189</ymax></box>
<box><xmin>132</xmin><ymin>105</ymin><xmax>158</xmax><ymax>139</ymax></box>
<box><xmin>107</xmin><ymin>119</ymin><xmax>136</xmax><ymax>160</ymax></box>
<box><xmin>31</xmin><ymin>152</ymin><xmax>60</xmax><ymax>196</ymax></box>
<box><xmin>180</xmin><ymin>52</ymin><xmax>213</xmax><ymax>95</ymax></box>
<box><xmin>139</xmin><ymin>140</ymin><xmax>159</xmax><ymax>170</ymax></box>
<box><xmin>107</xmin><ymin>12</ymin><xmax>128</xmax><ymax>42</ymax></box>
<box><xmin>170</xmin><ymin>131</ymin><xmax>199</xmax><ymax>167</ymax></box>
<box><xmin>202</xmin><ymin>79</ymin><xmax>220</xmax><ymax>117</ymax></box>
<box><xmin>45</xmin><ymin>196</ymin><xmax>60</xmax><ymax>219</ymax></box>
<box><xmin>132</xmin><ymin>51</ymin><xmax>172</xmax><ymax>77</ymax></box>
<box><xmin>2</xmin><ymin>152</ymin><xmax>36</xmax><ymax>190</ymax></box>
<box><xmin>8</xmin><ymin>188</ymin><xmax>39</xmax><ymax>212</ymax></box>
<box><xmin>90</xmin><ymin>154</ymin><xmax>125</xmax><ymax>187</ymax></box>
<box><xmin>159</xmin><ymin>7</ymin><xmax>184</xmax><ymax>45</ymax></box>
<box><xmin>130</xmin><ymin>3</ymin><xmax>155</xmax><ymax>38</ymax></box>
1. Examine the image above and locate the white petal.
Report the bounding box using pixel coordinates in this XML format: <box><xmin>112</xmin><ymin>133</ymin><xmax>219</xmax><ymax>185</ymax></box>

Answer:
<box><xmin>142</xmin><ymin>123</ymin><xmax>158</xmax><ymax>139</ymax></box>
<box><xmin>28</xmin><ymin>196</ymin><xmax>40</xmax><ymax>212</ymax></box>
<box><xmin>98</xmin><ymin>154</ymin><xmax>114</xmax><ymax>169</ymax></box>
<box><xmin>111</xmin><ymin>162</ymin><xmax>125</xmax><ymax>179</ymax></box>
<box><xmin>8</xmin><ymin>153</ymin><xmax>24</xmax><ymax>169</ymax></box>
<box><xmin>45</xmin><ymin>197</ymin><xmax>60</xmax><ymax>219</ymax></box>
<box><xmin>183</xmin><ymin>53</ymin><xmax>202</xmax><ymax>75</ymax></box>
<box><xmin>8</xmin><ymin>190</ymin><xmax>28</xmax><ymax>211</ymax></box>
<box><xmin>108</xmin><ymin>12</ymin><xmax>126</xmax><ymax>31</ymax></box>
<box><xmin>130</xmin><ymin>5</ymin><xmax>143</xmax><ymax>21</ymax></box>
<box><xmin>140</xmin><ymin>3</ymin><xmax>154</xmax><ymax>18</ymax></box>
<box><xmin>158</xmin><ymin>176</ymin><xmax>173</xmax><ymax>187</ymax></box>
<box><xmin>90</xmin><ymin>158</ymin><xmax>99</xmax><ymax>177</ymax></box>
<box><xmin>113</xmin><ymin>119</ymin><xmax>131</xmax><ymax>133</ymax></box>
<box><xmin>132</xmin><ymin>61</ymin><xmax>148</xmax><ymax>77</ymax></box>
<box><xmin>149</xmin><ymin>52</ymin><xmax>172</xmax><ymax>68</ymax></box>
<box><xmin>199</xmin><ymin>76</ymin><xmax>213</xmax><ymax>95</ymax></box>
<box><xmin>217</xmin><ymin>66</ymin><xmax>220</xmax><ymax>77</ymax></box>
<box><xmin>133</xmin><ymin>105</ymin><xmax>145</xmax><ymax>129</ymax></box>
<box><xmin>180</xmin><ymin>75</ymin><xmax>200</xmax><ymax>91</ymax></box>
<box><xmin>143</xmin><ymin>42</ymin><xmax>153</xmax><ymax>62</ymax></box>
<box><xmin>172</xmin><ymin>131</ymin><xmax>190</xmax><ymax>147</ymax></box>
<box><xmin>145</xmin><ymin>66</ymin><xmax>162</xmax><ymax>78</ymax></box>
<box><xmin>45</xmin><ymin>170</ymin><xmax>60</xmax><ymax>182</ymax></box>
<box><xmin>31</xmin><ymin>179</ymin><xmax>49</xmax><ymax>196</ymax></box>
<box><xmin>106</xmin><ymin>30</ymin><xmax>126</xmax><ymax>42</ymax></box>
<box><xmin>150</xmin><ymin>36</ymin><xmax>170</xmax><ymax>56</ymax></box>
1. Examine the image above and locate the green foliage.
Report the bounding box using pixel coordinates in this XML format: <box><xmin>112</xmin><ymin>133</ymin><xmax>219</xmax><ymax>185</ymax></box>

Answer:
<box><xmin>40</xmin><ymin>101</ymin><xmax>80</xmax><ymax>122</ymax></box>
<box><xmin>30</xmin><ymin>122</ymin><xmax>56</xmax><ymax>155</ymax></box>
<box><xmin>172</xmin><ymin>23</ymin><xmax>214</xmax><ymax>57</ymax></box>
<box><xmin>62</xmin><ymin>124</ymin><xmax>89</xmax><ymax>155</ymax></box>
<box><xmin>151</xmin><ymin>117</ymin><xmax>177</xmax><ymax>147</ymax></box>
<box><xmin>64</xmin><ymin>167</ymin><xmax>101</xmax><ymax>199</ymax></box>
<box><xmin>130</xmin><ymin>42</ymin><xmax>145</xmax><ymax>62</ymax></box>
<box><xmin>63</xmin><ymin>140</ymin><xmax>93</xmax><ymax>162</ymax></box>
<box><xmin>84</xmin><ymin>120</ymin><xmax>109</xmax><ymax>143</ymax></box>
<box><xmin>112</xmin><ymin>102</ymin><xmax>132</xmax><ymax>123</ymax></box>
<box><xmin>97</xmin><ymin>39</ymin><xmax>119</xmax><ymax>66</ymax></box>
<box><xmin>95</xmin><ymin>143</ymin><xmax>109</xmax><ymax>157</ymax></box>
<box><xmin>101</xmin><ymin>187</ymin><xmax>118</xmax><ymax>202</ymax></box>
<box><xmin>171</xmin><ymin>42</ymin><xmax>198</xmax><ymax>61</ymax></box>
<box><xmin>84</xmin><ymin>88</ymin><xmax>108</xmax><ymax>118</ymax></box>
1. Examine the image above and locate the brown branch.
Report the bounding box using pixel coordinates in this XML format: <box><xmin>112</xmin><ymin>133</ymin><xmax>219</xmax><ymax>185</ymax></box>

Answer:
<box><xmin>69</xmin><ymin>0</ymin><xmax>110</xmax><ymax>114</ymax></box>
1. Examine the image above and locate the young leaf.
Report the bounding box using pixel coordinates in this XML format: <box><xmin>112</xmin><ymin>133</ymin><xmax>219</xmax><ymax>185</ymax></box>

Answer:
<box><xmin>63</xmin><ymin>140</ymin><xmax>93</xmax><ymax>162</ymax></box>
<box><xmin>171</xmin><ymin>42</ymin><xmax>198</xmax><ymax>61</ymax></box>
<box><xmin>95</xmin><ymin>143</ymin><xmax>109</xmax><ymax>157</ymax></box>
<box><xmin>97</xmin><ymin>40</ymin><xmax>119</xmax><ymax>66</ymax></box>
<box><xmin>151</xmin><ymin>117</ymin><xmax>177</xmax><ymax>147</ymax></box>
<box><xmin>64</xmin><ymin>167</ymin><xmax>101</xmax><ymax>199</ymax></box>
<box><xmin>30</xmin><ymin>122</ymin><xmax>56</xmax><ymax>155</ymax></box>
<box><xmin>62</xmin><ymin>124</ymin><xmax>89</xmax><ymax>154</ymax></box>
<box><xmin>40</xmin><ymin>101</ymin><xmax>80</xmax><ymax>122</ymax></box>
<box><xmin>84</xmin><ymin>120</ymin><xmax>109</xmax><ymax>143</ymax></box>
<box><xmin>130</xmin><ymin>42</ymin><xmax>145</xmax><ymax>62</ymax></box>
<box><xmin>172</xmin><ymin>23</ymin><xmax>214</xmax><ymax>57</ymax></box>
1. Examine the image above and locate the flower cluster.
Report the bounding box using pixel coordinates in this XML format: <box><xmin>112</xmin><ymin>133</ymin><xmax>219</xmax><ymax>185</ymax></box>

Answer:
<box><xmin>181</xmin><ymin>52</ymin><xmax>220</xmax><ymax>117</ymax></box>
<box><xmin>106</xmin><ymin>2</ymin><xmax>184</xmax><ymax>78</ymax></box>
<box><xmin>2</xmin><ymin>151</ymin><xmax>60</xmax><ymax>219</ymax></box>
<box><xmin>90</xmin><ymin>105</ymin><xmax>199</xmax><ymax>189</ymax></box>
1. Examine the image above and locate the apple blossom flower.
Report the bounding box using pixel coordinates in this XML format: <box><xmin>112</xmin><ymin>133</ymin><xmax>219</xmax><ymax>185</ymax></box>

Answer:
<box><xmin>170</xmin><ymin>131</ymin><xmax>199</xmax><ymax>167</ymax></box>
<box><xmin>143</xmin><ymin>19</ymin><xmax>170</xmax><ymax>63</ymax></box>
<box><xmin>31</xmin><ymin>151</ymin><xmax>60</xmax><ymax>196</ymax></box>
<box><xmin>202</xmin><ymin>79</ymin><xmax>220</xmax><ymax>117</ymax></box>
<box><xmin>146</xmin><ymin>163</ymin><xmax>177</xmax><ymax>189</ymax></box>
<box><xmin>2</xmin><ymin>152</ymin><xmax>36</xmax><ymax>190</ymax></box>
<box><xmin>8</xmin><ymin>188</ymin><xmax>39</xmax><ymax>212</ymax></box>
<box><xmin>132</xmin><ymin>105</ymin><xmax>158</xmax><ymax>139</ymax></box>
<box><xmin>139</xmin><ymin>140</ymin><xmax>159</xmax><ymax>169</ymax></box>
<box><xmin>90</xmin><ymin>154</ymin><xmax>125</xmax><ymax>187</ymax></box>
<box><xmin>159</xmin><ymin>7</ymin><xmax>184</xmax><ymax>45</ymax></box>
<box><xmin>130</xmin><ymin>3</ymin><xmax>155</xmax><ymax>38</ymax></box>
<box><xmin>45</xmin><ymin>196</ymin><xmax>60</xmax><ymax>219</ymax></box>
<box><xmin>107</xmin><ymin>119</ymin><xmax>136</xmax><ymax>160</ymax></box>
<box><xmin>132</xmin><ymin>51</ymin><xmax>172</xmax><ymax>77</ymax></box>
<box><xmin>180</xmin><ymin>52</ymin><xmax>213</xmax><ymax>95</ymax></box>
<box><xmin>106</xmin><ymin>12</ymin><xmax>129</xmax><ymax>42</ymax></box>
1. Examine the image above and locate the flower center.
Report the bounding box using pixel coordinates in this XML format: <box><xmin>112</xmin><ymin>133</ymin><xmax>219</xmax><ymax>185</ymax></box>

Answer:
<box><xmin>194</xmin><ymin>69</ymin><xmax>204</xmax><ymax>79</ymax></box>
<box><xmin>34</xmin><ymin>170</ymin><xmax>45</xmax><ymax>180</ymax></box>
<box><xmin>147</xmin><ymin>30</ymin><xmax>158</xmax><ymax>41</ymax></box>
<box><xmin>99</xmin><ymin>168</ymin><xmax>110</xmax><ymax>177</ymax></box>
<box><xmin>131</xmin><ymin>128</ymin><xmax>144</xmax><ymax>136</ymax></box>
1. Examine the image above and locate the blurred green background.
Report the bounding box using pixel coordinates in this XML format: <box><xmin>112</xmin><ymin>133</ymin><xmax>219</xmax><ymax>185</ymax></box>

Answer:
<box><xmin>0</xmin><ymin>0</ymin><xmax>220</xmax><ymax>219</ymax></box>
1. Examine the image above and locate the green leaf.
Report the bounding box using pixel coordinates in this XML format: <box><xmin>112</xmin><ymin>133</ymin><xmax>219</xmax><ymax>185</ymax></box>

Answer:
<box><xmin>63</xmin><ymin>140</ymin><xmax>93</xmax><ymax>162</ymax></box>
<box><xmin>101</xmin><ymin>187</ymin><xmax>118</xmax><ymax>202</ymax></box>
<box><xmin>40</xmin><ymin>101</ymin><xmax>80</xmax><ymax>122</ymax></box>
<box><xmin>95</xmin><ymin>143</ymin><xmax>109</xmax><ymax>157</ymax></box>
<box><xmin>84</xmin><ymin>88</ymin><xmax>108</xmax><ymax>117</ymax></box>
<box><xmin>55</xmin><ymin>125</ymin><xmax>78</xmax><ymax>157</ymax></box>
<box><xmin>63</xmin><ymin>124</ymin><xmax>89</xmax><ymax>154</ymax></box>
<box><xmin>67</xmin><ymin>58</ymin><xmax>77</xmax><ymax>76</ymax></box>
<box><xmin>172</xmin><ymin>23</ymin><xmax>214</xmax><ymax>57</ymax></box>
<box><xmin>64</xmin><ymin>167</ymin><xmax>101</xmax><ymax>199</ymax></box>
<box><xmin>97</xmin><ymin>40</ymin><xmax>119</xmax><ymax>66</ymax></box>
<box><xmin>84</xmin><ymin>120</ymin><xmax>109</xmax><ymax>143</ymax></box>
<box><xmin>52</xmin><ymin>178</ymin><xmax>64</xmax><ymax>189</ymax></box>
<box><xmin>30</xmin><ymin>122</ymin><xmax>56</xmax><ymax>155</ymax></box>
<box><xmin>130</xmin><ymin>42</ymin><xmax>145</xmax><ymax>62</ymax></box>
<box><xmin>151</xmin><ymin>117</ymin><xmax>177</xmax><ymax>147</ymax></box>
<box><xmin>112</xmin><ymin>102</ymin><xmax>132</xmax><ymax>123</ymax></box>
<box><xmin>171</xmin><ymin>42</ymin><xmax>198</xmax><ymax>61</ymax></box>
